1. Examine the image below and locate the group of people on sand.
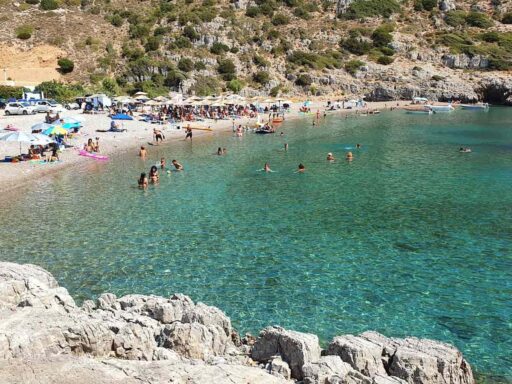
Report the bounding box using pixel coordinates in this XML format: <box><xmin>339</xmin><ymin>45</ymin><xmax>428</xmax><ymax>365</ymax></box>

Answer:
<box><xmin>138</xmin><ymin>155</ymin><xmax>184</xmax><ymax>189</ymax></box>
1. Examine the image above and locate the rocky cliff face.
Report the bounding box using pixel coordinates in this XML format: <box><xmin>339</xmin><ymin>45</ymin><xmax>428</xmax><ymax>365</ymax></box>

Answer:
<box><xmin>0</xmin><ymin>262</ymin><xmax>476</xmax><ymax>384</ymax></box>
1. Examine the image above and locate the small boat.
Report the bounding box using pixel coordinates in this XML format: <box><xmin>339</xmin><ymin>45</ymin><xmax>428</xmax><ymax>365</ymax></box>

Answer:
<box><xmin>460</xmin><ymin>103</ymin><xmax>489</xmax><ymax>110</ymax></box>
<box><xmin>404</xmin><ymin>106</ymin><xmax>432</xmax><ymax>115</ymax></box>
<box><xmin>427</xmin><ymin>104</ymin><xmax>454</xmax><ymax>113</ymax></box>
<box><xmin>78</xmin><ymin>150</ymin><xmax>109</xmax><ymax>160</ymax></box>
<box><xmin>255</xmin><ymin>128</ymin><xmax>275</xmax><ymax>134</ymax></box>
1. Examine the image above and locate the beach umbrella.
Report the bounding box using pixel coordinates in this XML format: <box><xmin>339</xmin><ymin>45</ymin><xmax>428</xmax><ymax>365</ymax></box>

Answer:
<box><xmin>153</xmin><ymin>96</ymin><xmax>168</xmax><ymax>102</ymax></box>
<box><xmin>134</xmin><ymin>92</ymin><xmax>148</xmax><ymax>96</ymax></box>
<box><xmin>0</xmin><ymin>131</ymin><xmax>38</xmax><ymax>154</ymax></box>
<box><xmin>62</xmin><ymin>117</ymin><xmax>84</xmax><ymax>124</ymax></box>
<box><xmin>43</xmin><ymin>125</ymin><xmax>68</xmax><ymax>136</ymax></box>
<box><xmin>145</xmin><ymin>100</ymin><xmax>161</xmax><ymax>106</ymax></box>
<box><xmin>31</xmin><ymin>133</ymin><xmax>55</xmax><ymax>145</ymax></box>
<box><xmin>31</xmin><ymin>123</ymin><xmax>54</xmax><ymax>132</ymax></box>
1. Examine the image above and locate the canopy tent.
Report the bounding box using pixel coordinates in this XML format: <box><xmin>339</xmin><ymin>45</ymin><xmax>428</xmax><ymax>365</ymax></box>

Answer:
<box><xmin>153</xmin><ymin>96</ymin><xmax>168</xmax><ymax>102</ymax></box>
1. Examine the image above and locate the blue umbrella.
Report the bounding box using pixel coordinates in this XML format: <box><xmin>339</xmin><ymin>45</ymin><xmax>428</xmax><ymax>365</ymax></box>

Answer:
<box><xmin>31</xmin><ymin>123</ymin><xmax>54</xmax><ymax>132</ymax></box>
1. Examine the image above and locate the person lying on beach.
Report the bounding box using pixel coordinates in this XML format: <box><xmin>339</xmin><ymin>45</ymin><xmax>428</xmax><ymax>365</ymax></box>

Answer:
<box><xmin>138</xmin><ymin>173</ymin><xmax>148</xmax><ymax>189</ymax></box>
<box><xmin>149</xmin><ymin>166</ymin><xmax>159</xmax><ymax>183</ymax></box>
<box><xmin>139</xmin><ymin>146</ymin><xmax>147</xmax><ymax>158</ymax></box>
<box><xmin>172</xmin><ymin>159</ymin><xmax>184</xmax><ymax>171</ymax></box>
<box><xmin>327</xmin><ymin>152</ymin><xmax>335</xmax><ymax>161</ymax></box>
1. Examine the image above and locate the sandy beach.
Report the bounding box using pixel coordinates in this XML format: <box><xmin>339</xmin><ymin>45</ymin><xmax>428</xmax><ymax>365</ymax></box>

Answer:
<box><xmin>0</xmin><ymin>99</ymin><xmax>410</xmax><ymax>193</ymax></box>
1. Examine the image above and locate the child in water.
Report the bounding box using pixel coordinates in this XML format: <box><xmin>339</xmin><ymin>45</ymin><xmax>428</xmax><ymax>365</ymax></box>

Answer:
<box><xmin>264</xmin><ymin>162</ymin><xmax>272</xmax><ymax>172</ymax></box>
<box><xmin>160</xmin><ymin>157</ymin><xmax>166</xmax><ymax>169</ymax></box>
<box><xmin>172</xmin><ymin>159</ymin><xmax>184</xmax><ymax>171</ymax></box>
<box><xmin>297</xmin><ymin>163</ymin><xmax>305</xmax><ymax>173</ymax></box>
<box><xmin>138</xmin><ymin>173</ymin><xmax>148</xmax><ymax>189</ymax></box>
<box><xmin>149</xmin><ymin>165</ymin><xmax>159</xmax><ymax>182</ymax></box>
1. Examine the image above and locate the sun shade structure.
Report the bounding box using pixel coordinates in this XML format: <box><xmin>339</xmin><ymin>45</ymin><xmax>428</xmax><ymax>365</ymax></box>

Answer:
<box><xmin>0</xmin><ymin>131</ymin><xmax>38</xmax><ymax>154</ymax></box>
<box><xmin>43</xmin><ymin>126</ymin><xmax>68</xmax><ymax>136</ymax></box>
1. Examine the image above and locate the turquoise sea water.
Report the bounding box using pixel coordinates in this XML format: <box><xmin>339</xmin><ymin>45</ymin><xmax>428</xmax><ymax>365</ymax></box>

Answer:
<box><xmin>0</xmin><ymin>109</ymin><xmax>511</xmax><ymax>378</ymax></box>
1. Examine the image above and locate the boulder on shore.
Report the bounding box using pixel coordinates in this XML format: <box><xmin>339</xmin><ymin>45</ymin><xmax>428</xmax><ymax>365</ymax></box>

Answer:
<box><xmin>0</xmin><ymin>262</ymin><xmax>476</xmax><ymax>384</ymax></box>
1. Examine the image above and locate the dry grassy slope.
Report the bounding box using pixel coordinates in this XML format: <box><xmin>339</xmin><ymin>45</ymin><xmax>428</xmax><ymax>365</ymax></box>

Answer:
<box><xmin>0</xmin><ymin>0</ymin><xmax>510</xmax><ymax>94</ymax></box>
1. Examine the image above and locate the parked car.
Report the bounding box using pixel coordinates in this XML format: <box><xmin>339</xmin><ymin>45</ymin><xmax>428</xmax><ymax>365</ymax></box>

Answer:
<box><xmin>65</xmin><ymin>102</ymin><xmax>81</xmax><ymax>110</ymax></box>
<box><xmin>4</xmin><ymin>102</ymin><xmax>36</xmax><ymax>115</ymax></box>
<box><xmin>34</xmin><ymin>100</ymin><xmax>65</xmax><ymax>113</ymax></box>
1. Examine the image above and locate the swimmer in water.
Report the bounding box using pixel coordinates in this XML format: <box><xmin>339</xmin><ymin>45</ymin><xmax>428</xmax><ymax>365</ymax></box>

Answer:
<box><xmin>280</xmin><ymin>132</ymin><xmax>284</xmax><ymax>136</ymax></box>
<box><xmin>297</xmin><ymin>163</ymin><xmax>305</xmax><ymax>173</ymax></box>
<box><xmin>346</xmin><ymin>151</ymin><xmax>354</xmax><ymax>161</ymax></box>
<box><xmin>356</xmin><ymin>143</ymin><xmax>361</xmax><ymax>149</ymax></box>
<box><xmin>217</xmin><ymin>147</ymin><xmax>223</xmax><ymax>156</ymax></box>
<box><xmin>327</xmin><ymin>152</ymin><xmax>335</xmax><ymax>161</ymax></box>
<box><xmin>160</xmin><ymin>157</ymin><xmax>166</xmax><ymax>169</ymax></box>
<box><xmin>284</xmin><ymin>143</ymin><xmax>288</xmax><ymax>151</ymax></box>
<box><xmin>264</xmin><ymin>162</ymin><xmax>272</xmax><ymax>172</ymax></box>
<box><xmin>139</xmin><ymin>146</ymin><xmax>147</xmax><ymax>158</ymax></box>
<box><xmin>459</xmin><ymin>146</ymin><xmax>472</xmax><ymax>153</ymax></box>
<box><xmin>172</xmin><ymin>159</ymin><xmax>184</xmax><ymax>171</ymax></box>
<box><xmin>312</xmin><ymin>120</ymin><xmax>316</xmax><ymax>126</ymax></box>
<box><xmin>138</xmin><ymin>172</ymin><xmax>148</xmax><ymax>189</ymax></box>
<box><xmin>222</xmin><ymin>148</ymin><xmax>227</xmax><ymax>155</ymax></box>
<box><xmin>149</xmin><ymin>165</ymin><xmax>159</xmax><ymax>183</ymax></box>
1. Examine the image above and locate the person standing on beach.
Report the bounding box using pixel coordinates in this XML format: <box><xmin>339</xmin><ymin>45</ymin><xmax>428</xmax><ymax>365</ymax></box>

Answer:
<box><xmin>185</xmin><ymin>126</ymin><xmax>193</xmax><ymax>141</ymax></box>
<box><xmin>154</xmin><ymin>128</ymin><xmax>164</xmax><ymax>145</ymax></box>
<box><xmin>139</xmin><ymin>146</ymin><xmax>147</xmax><ymax>158</ymax></box>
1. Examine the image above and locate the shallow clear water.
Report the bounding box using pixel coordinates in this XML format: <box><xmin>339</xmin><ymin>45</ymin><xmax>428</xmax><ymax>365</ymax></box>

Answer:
<box><xmin>1</xmin><ymin>109</ymin><xmax>511</xmax><ymax>377</ymax></box>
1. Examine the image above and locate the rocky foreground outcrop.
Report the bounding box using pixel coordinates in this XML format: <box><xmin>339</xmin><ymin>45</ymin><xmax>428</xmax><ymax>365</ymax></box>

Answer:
<box><xmin>0</xmin><ymin>262</ymin><xmax>475</xmax><ymax>384</ymax></box>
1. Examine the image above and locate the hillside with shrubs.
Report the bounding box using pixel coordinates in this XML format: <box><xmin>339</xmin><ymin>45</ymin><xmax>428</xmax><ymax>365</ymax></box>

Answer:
<box><xmin>3</xmin><ymin>0</ymin><xmax>512</xmax><ymax>101</ymax></box>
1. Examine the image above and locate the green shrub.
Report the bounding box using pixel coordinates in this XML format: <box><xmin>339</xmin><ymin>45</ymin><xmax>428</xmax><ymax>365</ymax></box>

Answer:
<box><xmin>480</xmin><ymin>31</ymin><xmax>500</xmax><ymax>42</ymax></box>
<box><xmin>294</xmin><ymin>7</ymin><xmax>311</xmax><ymax>19</ymax></box>
<box><xmin>344</xmin><ymin>0</ymin><xmax>400</xmax><ymax>19</ymax></box>
<box><xmin>196</xmin><ymin>7</ymin><xmax>217</xmax><ymax>22</ymax></box>
<box><xmin>40</xmin><ymin>0</ymin><xmax>59</xmax><ymax>10</ymax></box>
<box><xmin>183</xmin><ymin>25</ymin><xmax>199</xmax><ymax>40</ymax></box>
<box><xmin>253</xmin><ymin>54</ymin><xmax>269</xmax><ymax>67</ymax></box>
<box><xmin>414</xmin><ymin>0</ymin><xmax>437</xmax><ymax>11</ymax></box>
<box><xmin>165</xmin><ymin>70</ymin><xmax>187</xmax><ymax>88</ymax></box>
<box><xmin>465</xmin><ymin>12</ymin><xmax>493</xmax><ymax>28</ymax></box>
<box><xmin>502</xmin><ymin>12</ymin><xmax>512</xmax><ymax>24</ymax></box>
<box><xmin>253</xmin><ymin>71</ymin><xmax>270</xmax><ymax>84</ymax></box>
<box><xmin>371</xmin><ymin>26</ymin><xmax>393</xmax><ymax>47</ymax></box>
<box><xmin>194</xmin><ymin>61</ymin><xmax>206</xmax><ymax>70</ymax></box>
<box><xmin>0</xmin><ymin>86</ymin><xmax>24</xmax><ymax>100</ymax></box>
<box><xmin>210</xmin><ymin>42</ymin><xmax>230</xmax><ymax>54</ymax></box>
<box><xmin>377</xmin><ymin>55</ymin><xmax>394</xmax><ymax>65</ymax></box>
<box><xmin>129</xmin><ymin>23</ymin><xmax>151</xmax><ymax>38</ymax></box>
<box><xmin>269</xmin><ymin>85</ymin><xmax>280</xmax><ymax>97</ymax></box>
<box><xmin>342</xmin><ymin>37</ymin><xmax>372</xmax><ymax>55</ymax></box>
<box><xmin>173</xmin><ymin>36</ymin><xmax>192</xmax><ymax>48</ymax></box>
<box><xmin>380</xmin><ymin>46</ymin><xmax>395</xmax><ymax>56</ymax></box>
<box><xmin>58</xmin><ymin>58</ymin><xmax>75</xmax><ymax>73</ymax></box>
<box><xmin>101</xmin><ymin>78</ymin><xmax>119</xmax><ymax>95</ymax></box>
<box><xmin>35</xmin><ymin>81</ymin><xmax>85</xmax><ymax>102</ymax></box>
<box><xmin>444</xmin><ymin>10</ymin><xmax>466</xmax><ymax>27</ymax></box>
<box><xmin>227</xmin><ymin>79</ymin><xmax>244</xmax><ymax>93</ymax></box>
<box><xmin>246</xmin><ymin>6</ymin><xmax>260</xmax><ymax>17</ymax></box>
<box><xmin>145</xmin><ymin>36</ymin><xmax>161</xmax><ymax>51</ymax></box>
<box><xmin>217</xmin><ymin>58</ymin><xmax>236</xmax><ymax>80</ymax></box>
<box><xmin>271</xmin><ymin>13</ymin><xmax>290</xmax><ymax>25</ymax></box>
<box><xmin>178</xmin><ymin>58</ymin><xmax>194</xmax><ymax>72</ymax></box>
<box><xmin>191</xmin><ymin>75</ymin><xmax>220</xmax><ymax>96</ymax></box>
<box><xmin>15</xmin><ymin>25</ymin><xmax>33</xmax><ymax>40</ymax></box>
<box><xmin>110</xmin><ymin>14</ymin><xmax>123</xmax><ymax>27</ymax></box>
<box><xmin>295</xmin><ymin>74</ymin><xmax>312</xmax><ymax>86</ymax></box>
<box><xmin>345</xmin><ymin>59</ymin><xmax>365</xmax><ymax>75</ymax></box>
